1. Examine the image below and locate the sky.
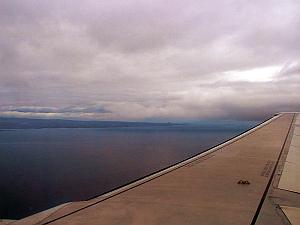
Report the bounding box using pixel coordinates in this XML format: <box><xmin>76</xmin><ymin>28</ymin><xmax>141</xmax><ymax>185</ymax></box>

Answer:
<box><xmin>0</xmin><ymin>0</ymin><xmax>299</xmax><ymax>121</ymax></box>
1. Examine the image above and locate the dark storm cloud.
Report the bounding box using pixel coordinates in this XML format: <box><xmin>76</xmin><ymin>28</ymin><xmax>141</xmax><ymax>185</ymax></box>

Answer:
<box><xmin>0</xmin><ymin>0</ymin><xmax>299</xmax><ymax>121</ymax></box>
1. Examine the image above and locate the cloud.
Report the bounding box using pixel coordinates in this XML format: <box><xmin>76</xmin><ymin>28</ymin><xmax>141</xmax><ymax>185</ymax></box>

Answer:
<box><xmin>3</xmin><ymin>106</ymin><xmax>110</xmax><ymax>114</ymax></box>
<box><xmin>0</xmin><ymin>0</ymin><xmax>299</xmax><ymax>121</ymax></box>
<box><xmin>0</xmin><ymin>106</ymin><xmax>111</xmax><ymax>120</ymax></box>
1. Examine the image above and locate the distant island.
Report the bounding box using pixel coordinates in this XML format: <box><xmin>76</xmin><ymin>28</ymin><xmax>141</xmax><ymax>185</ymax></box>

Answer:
<box><xmin>0</xmin><ymin>117</ymin><xmax>176</xmax><ymax>129</ymax></box>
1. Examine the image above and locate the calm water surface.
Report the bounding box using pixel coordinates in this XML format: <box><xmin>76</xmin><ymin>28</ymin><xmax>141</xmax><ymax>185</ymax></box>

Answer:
<box><xmin>0</xmin><ymin>121</ymin><xmax>259</xmax><ymax>219</ymax></box>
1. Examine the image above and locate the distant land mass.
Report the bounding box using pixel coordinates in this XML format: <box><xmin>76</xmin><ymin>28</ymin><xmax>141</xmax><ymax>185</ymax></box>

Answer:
<box><xmin>0</xmin><ymin>117</ymin><xmax>177</xmax><ymax>129</ymax></box>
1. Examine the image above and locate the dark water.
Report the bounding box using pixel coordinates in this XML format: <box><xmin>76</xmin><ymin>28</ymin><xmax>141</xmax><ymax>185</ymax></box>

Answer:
<box><xmin>0</xmin><ymin>121</ymin><xmax>259</xmax><ymax>219</ymax></box>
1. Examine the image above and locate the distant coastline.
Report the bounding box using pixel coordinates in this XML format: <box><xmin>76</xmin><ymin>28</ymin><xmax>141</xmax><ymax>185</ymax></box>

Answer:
<box><xmin>0</xmin><ymin>117</ymin><xmax>178</xmax><ymax>129</ymax></box>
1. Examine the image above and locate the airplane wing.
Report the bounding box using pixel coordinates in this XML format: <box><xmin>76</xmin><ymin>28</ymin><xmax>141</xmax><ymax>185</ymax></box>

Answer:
<box><xmin>6</xmin><ymin>112</ymin><xmax>300</xmax><ymax>225</ymax></box>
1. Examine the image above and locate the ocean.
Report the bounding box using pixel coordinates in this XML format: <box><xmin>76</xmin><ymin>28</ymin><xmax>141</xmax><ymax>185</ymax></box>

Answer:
<box><xmin>0</xmin><ymin>121</ymin><xmax>259</xmax><ymax>219</ymax></box>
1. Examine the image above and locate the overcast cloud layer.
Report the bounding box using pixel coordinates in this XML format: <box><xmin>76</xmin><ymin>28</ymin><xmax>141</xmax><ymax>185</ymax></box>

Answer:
<box><xmin>0</xmin><ymin>0</ymin><xmax>299</xmax><ymax>121</ymax></box>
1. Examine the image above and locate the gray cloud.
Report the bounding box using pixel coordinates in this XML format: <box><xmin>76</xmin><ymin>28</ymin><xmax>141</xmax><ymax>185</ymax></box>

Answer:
<box><xmin>0</xmin><ymin>0</ymin><xmax>299</xmax><ymax>121</ymax></box>
<box><xmin>0</xmin><ymin>105</ymin><xmax>111</xmax><ymax>114</ymax></box>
